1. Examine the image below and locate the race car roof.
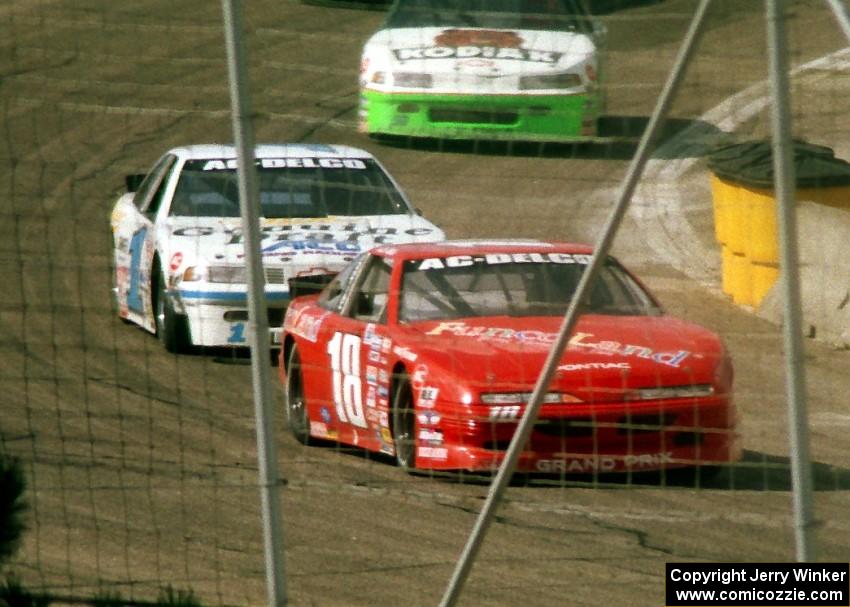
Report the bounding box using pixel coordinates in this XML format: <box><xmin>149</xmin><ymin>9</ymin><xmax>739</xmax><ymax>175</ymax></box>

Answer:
<box><xmin>167</xmin><ymin>143</ymin><xmax>376</xmax><ymax>161</ymax></box>
<box><xmin>373</xmin><ymin>239</ymin><xmax>596</xmax><ymax>260</ymax></box>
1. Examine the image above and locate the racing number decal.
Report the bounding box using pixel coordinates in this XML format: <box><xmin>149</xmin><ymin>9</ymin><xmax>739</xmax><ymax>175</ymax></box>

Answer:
<box><xmin>228</xmin><ymin>322</ymin><xmax>246</xmax><ymax>344</ymax></box>
<box><xmin>127</xmin><ymin>226</ymin><xmax>148</xmax><ymax>313</ymax></box>
<box><xmin>328</xmin><ymin>332</ymin><xmax>367</xmax><ymax>428</ymax></box>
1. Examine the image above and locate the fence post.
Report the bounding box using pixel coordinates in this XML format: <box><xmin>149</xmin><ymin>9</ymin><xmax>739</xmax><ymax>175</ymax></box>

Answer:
<box><xmin>825</xmin><ymin>0</ymin><xmax>850</xmax><ymax>42</ymax></box>
<box><xmin>766</xmin><ymin>0</ymin><xmax>816</xmax><ymax>563</ymax></box>
<box><xmin>221</xmin><ymin>1</ymin><xmax>288</xmax><ymax>604</ymax></box>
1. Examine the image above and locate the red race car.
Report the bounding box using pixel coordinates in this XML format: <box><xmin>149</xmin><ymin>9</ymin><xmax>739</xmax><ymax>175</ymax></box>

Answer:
<box><xmin>277</xmin><ymin>240</ymin><xmax>740</xmax><ymax>474</ymax></box>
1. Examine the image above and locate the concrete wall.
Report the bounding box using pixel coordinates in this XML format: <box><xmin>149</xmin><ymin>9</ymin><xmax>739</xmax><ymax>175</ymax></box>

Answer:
<box><xmin>759</xmin><ymin>201</ymin><xmax>850</xmax><ymax>348</ymax></box>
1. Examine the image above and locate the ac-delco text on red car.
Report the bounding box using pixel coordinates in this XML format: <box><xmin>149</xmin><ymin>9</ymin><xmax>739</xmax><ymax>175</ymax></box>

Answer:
<box><xmin>277</xmin><ymin>240</ymin><xmax>740</xmax><ymax>475</ymax></box>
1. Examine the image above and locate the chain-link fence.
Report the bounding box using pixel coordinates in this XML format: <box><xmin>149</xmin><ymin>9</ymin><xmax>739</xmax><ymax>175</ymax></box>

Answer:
<box><xmin>2</xmin><ymin>1</ymin><xmax>850</xmax><ymax>606</ymax></box>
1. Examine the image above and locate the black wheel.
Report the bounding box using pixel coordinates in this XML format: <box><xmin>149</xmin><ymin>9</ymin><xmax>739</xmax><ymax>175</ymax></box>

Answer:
<box><xmin>391</xmin><ymin>373</ymin><xmax>416</xmax><ymax>471</ymax></box>
<box><xmin>153</xmin><ymin>264</ymin><xmax>190</xmax><ymax>353</ymax></box>
<box><xmin>285</xmin><ymin>346</ymin><xmax>310</xmax><ymax>445</ymax></box>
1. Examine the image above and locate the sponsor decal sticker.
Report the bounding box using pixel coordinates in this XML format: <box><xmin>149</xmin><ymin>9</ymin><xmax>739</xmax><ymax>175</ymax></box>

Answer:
<box><xmin>418</xmin><ymin>429</ymin><xmax>444</xmax><ymax>445</ymax></box>
<box><xmin>201</xmin><ymin>158</ymin><xmax>368</xmax><ymax>171</ymax></box>
<box><xmin>394</xmin><ymin>45</ymin><xmax>561</xmax><ymax>64</ymax></box>
<box><xmin>393</xmin><ymin>345</ymin><xmax>418</xmax><ymax>362</ymax></box>
<box><xmin>320</xmin><ymin>407</ymin><xmax>332</xmax><ymax>423</ymax></box>
<box><xmin>419</xmin><ymin>386</ymin><xmax>439</xmax><ymax>407</ymax></box>
<box><xmin>425</xmin><ymin>324</ymin><xmax>691</xmax><ymax>368</ymax></box>
<box><xmin>435</xmin><ymin>29</ymin><xmax>523</xmax><ymax>48</ymax></box>
<box><xmin>417</xmin><ymin>252</ymin><xmax>591</xmax><ymax>271</ymax></box>
<box><xmin>411</xmin><ymin>363</ymin><xmax>429</xmax><ymax>389</ymax></box>
<box><xmin>417</xmin><ymin>411</ymin><xmax>441</xmax><ymax>426</ymax></box>
<box><xmin>287</xmin><ymin>308</ymin><xmax>329</xmax><ymax>343</ymax></box>
<box><xmin>310</xmin><ymin>421</ymin><xmax>337</xmax><ymax>440</ymax></box>
<box><xmin>363</xmin><ymin>323</ymin><xmax>381</xmax><ymax>347</ymax></box>
<box><xmin>417</xmin><ymin>446</ymin><xmax>448</xmax><ymax>460</ymax></box>
<box><xmin>169</xmin><ymin>252</ymin><xmax>183</xmax><ymax>272</ymax></box>
<box><xmin>489</xmin><ymin>405</ymin><xmax>521</xmax><ymax>420</ymax></box>
<box><xmin>535</xmin><ymin>452</ymin><xmax>674</xmax><ymax>473</ymax></box>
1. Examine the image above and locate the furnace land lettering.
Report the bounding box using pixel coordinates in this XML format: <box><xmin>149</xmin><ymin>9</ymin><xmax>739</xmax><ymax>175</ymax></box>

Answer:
<box><xmin>670</xmin><ymin>567</ymin><xmax>848</xmax><ymax>585</ymax></box>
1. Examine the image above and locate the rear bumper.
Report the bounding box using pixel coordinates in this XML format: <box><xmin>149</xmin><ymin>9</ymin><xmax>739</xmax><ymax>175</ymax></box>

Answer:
<box><xmin>359</xmin><ymin>89</ymin><xmax>602</xmax><ymax>141</ymax></box>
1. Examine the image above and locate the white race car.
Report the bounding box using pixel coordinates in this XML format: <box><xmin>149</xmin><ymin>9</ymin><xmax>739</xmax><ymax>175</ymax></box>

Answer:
<box><xmin>110</xmin><ymin>144</ymin><xmax>445</xmax><ymax>352</ymax></box>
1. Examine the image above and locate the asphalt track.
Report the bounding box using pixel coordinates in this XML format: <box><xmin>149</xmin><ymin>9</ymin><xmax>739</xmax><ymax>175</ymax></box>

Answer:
<box><xmin>2</xmin><ymin>1</ymin><xmax>850</xmax><ymax>606</ymax></box>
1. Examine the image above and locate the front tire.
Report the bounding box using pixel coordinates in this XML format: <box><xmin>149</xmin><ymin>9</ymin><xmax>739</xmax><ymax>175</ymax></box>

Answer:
<box><xmin>391</xmin><ymin>373</ymin><xmax>416</xmax><ymax>471</ymax></box>
<box><xmin>154</xmin><ymin>265</ymin><xmax>190</xmax><ymax>353</ymax></box>
<box><xmin>285</xmin><ymin>346</ymin><xmax>311</xmax><ymax>445</ymax></box>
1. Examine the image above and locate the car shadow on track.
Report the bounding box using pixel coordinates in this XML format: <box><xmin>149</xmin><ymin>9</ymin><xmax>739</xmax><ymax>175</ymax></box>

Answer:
<box><xmin>371</xmin><ymin>115</ymin><xmax>730</xmax><ymax>161</ymax></box>
<box><xmin>283</xmin><ymin>442</ymin><xmax>850</xmax><ymax>492</ymax></box>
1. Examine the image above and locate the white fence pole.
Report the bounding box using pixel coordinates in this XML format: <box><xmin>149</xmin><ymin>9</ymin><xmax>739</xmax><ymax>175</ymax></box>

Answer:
<box><xmin>438</xmin><ymin>2</ymin><xmax>714</xmax><ymax>605</ymax></box>
<box><xmin>221</xmin><ymin>1</ymin><xmax>288</xmax><ymax>604</ymax></box>
<box><xmin>766</xmin><ymin>0</ymin><xmax>816</xmax><ymax>563</ymax></box>
<box><xmin>824</xmin><ymin>0</ymin><xmax>850</xmax><ymax>42</ymax></box>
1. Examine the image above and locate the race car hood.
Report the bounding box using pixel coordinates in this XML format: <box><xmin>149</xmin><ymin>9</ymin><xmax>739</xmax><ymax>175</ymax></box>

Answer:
<box><xmin>161</xmin><ymin>214</ymin><xmax>443</xmax><ymax>275</ymax></box>
<box><xmin>399</xmin><ymin>314</ymin><xmax>726</xmax><ymax>397</ymax></box>
<box><xmin>366</xmin><ymin>26</ymin><xmax>596</xmax><ymax>90</ymax></box>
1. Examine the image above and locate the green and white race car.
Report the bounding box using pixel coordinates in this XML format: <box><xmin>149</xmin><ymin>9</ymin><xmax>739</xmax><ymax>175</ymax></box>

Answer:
<box><xmin>358</xmin><ymin>0</ymin><xmax>608</xmax><ymax>142</ymax></box>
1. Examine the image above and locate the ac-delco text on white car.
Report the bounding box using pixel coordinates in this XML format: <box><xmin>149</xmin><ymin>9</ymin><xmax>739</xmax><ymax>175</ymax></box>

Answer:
<box><xmin>110</xmin><ymin>144</ymin><xmax>445</xmax><ymax>353</ymax></box>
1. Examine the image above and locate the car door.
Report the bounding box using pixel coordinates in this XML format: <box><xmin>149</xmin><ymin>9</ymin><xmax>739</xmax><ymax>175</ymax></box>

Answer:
<box><xmin>115</xmin><ymin>154</ymin><xmax>179</xmax><ymax>332</ymax></box>
<box><xmin>319</xmin><ymin>254</ymin><xmax>394</xmax><ymax>450</ymax></box>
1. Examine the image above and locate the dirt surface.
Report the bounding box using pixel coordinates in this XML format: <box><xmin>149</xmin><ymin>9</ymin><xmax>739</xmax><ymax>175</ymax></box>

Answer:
<box><xmin>1</xmin><ymin>1</ymin><xmax>849</xmax><ymax>606</ymax></box>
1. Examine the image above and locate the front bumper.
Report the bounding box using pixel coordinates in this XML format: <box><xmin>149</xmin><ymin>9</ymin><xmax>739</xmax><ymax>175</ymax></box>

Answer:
<box><xmin>415</xmin><ymin>398</ymin><xmax>741</xmax><ymax>473</ymax></box>
<box><xmin>176</xmin><ymin>288</ymin><xmax>290</xmax><ymax>347</ymax></box>
<box><xmin>359</xmin><ymin>89</ymin><xmax>602</xmax><ymax>141</ymax></box>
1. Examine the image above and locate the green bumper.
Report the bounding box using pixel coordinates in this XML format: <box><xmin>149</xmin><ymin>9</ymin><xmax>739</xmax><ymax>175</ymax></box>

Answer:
<box><xmin>360</xmin><ymin>89</ymin><xmax>601</xmax><ymax>141</ymax></box>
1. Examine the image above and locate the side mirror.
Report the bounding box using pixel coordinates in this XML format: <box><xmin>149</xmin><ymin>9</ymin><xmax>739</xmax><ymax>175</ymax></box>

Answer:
<box><xmin>125</xmin><ymin>173</ymin><xmax>146</xmax><ymax>193</ymax></box>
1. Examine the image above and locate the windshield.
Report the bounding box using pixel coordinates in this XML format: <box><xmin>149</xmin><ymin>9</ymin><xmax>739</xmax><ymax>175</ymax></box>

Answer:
<box><xmin>170</xmin><ymin>157</ymin><xmax>409</xmax><ymax>218</ymax></box>
<box><xmin>385</xmin><ymin>0</ymin><xmax>594</xmax><ymax>32</ymax></box>
<box><xmin>398</xmin><ymin>253</ymin><xmax>660</xmax><ymax>322</ymax></box>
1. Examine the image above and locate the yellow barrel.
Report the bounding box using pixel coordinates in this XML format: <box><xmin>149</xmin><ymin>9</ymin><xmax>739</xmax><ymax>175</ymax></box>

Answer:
<box><xmin>750</xmin><ymin>261</ymin><xmax>780</xmax><ymax>306</ymax></box>
<box><xmin>722</xmin><ymin>249</ymin><xmax>753</xmax><ymax>306</ymax></box>
<box><xmin>723</xmin><ymin>184</ymin><xmax>750</xmax><ymax>257</ymax></box>
<box><xmin>710</xmin><ymin>175</ymin><xmax>735</xmax><ymax>245</ymax></box>
<box><xmin>742</xmin><ymin>185</ymin><xmax>779</xmax><ymax>263</ymax></box>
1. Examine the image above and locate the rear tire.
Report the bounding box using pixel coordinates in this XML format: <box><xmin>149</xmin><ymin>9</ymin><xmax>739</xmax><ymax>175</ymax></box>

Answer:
<box><xmin>285</xmin><ymin>347</ymin><xmax>311</xmax><ymax>445</ymax></box>
<box><xmin>154</xmin><ymin>268</ymin><xmax>190</xmax><ymax>354</ymax></box>
<box><xmin>391</xmin><ymin>373</ymin><xmax>416</xmax><ymax>471</ymax></box>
